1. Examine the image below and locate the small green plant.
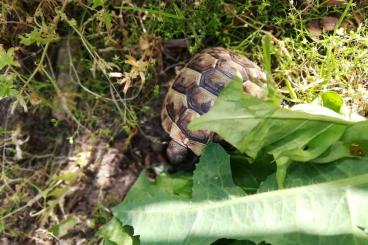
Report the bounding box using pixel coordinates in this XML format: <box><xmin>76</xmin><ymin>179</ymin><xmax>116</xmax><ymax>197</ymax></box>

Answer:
<box><xmin>0</xmin><ymin>75</ymin><xmax>16</xmax><ymax>99</ymax></box>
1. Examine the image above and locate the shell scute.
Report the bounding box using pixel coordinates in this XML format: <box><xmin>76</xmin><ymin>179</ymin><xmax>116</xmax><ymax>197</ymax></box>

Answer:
<box><xmin>216</xmin><ymin>58</ymin><xmax>249</xmax><ymax>81</ymax></box>
<box><xmin>204</xmin><ymin>47</ymin><xmax>231</xmax><ymax>59</ymax></box>
<box><xmin>187</xmin><ymin>87</ymin><xmax>216</xmax><ymax>115</ymax></box>
<box><xmin>200</xmin><ymin>68</ymin><xmax>231</xmax><ymax>96</ymax></box>
<box><xmin>172</xmin><ymin>68</ymin><xmax>201</xmax><ymax>94</ymax></box>
<box><xmin>187</xmin><ymin>53</ymin><xmax>217</xmax><ymax>72</ymax></box>
<box><xmin>176</xmin><ymin>109</ymin><xmax>210</xmax><ymax>144</ymax></box>
<box><xmin>230</xmin><ymin>52</ymin><xmax>266</xmax><ymax>82</ymax></box>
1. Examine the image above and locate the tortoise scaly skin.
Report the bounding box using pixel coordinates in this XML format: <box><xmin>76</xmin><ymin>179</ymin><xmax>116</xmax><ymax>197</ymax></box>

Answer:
<box><xmin>161</xmin><ymin>47</ymin><xmax>266</xmax><ymax>163</ymax></box>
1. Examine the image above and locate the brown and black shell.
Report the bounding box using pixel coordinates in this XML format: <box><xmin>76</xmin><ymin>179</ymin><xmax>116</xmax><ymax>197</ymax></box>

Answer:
<box><xmin>161</xmin><ymin>47</ymin><xmax>266</xmax><ymax>155</ymax></box>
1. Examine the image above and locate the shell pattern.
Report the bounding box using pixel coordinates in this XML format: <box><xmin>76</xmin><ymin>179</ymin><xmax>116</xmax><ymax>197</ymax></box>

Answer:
<box><xmin>161</xmin><ymin>47</ymin><xmax>266</xmax><ymax>155</ymax></box>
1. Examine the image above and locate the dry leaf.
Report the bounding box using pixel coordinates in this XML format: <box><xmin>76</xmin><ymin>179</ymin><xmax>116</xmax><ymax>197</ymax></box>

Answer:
<box><xmin>108</xmin><ymin>72</ymin><xmax>123</xmax><ymax>78</ymax></box>
<box><xmin>119</xmin><ymin>55</ymin><xmax>149</xmax><ymax>94</ymax></box>
<box><xmin>353</xmin><ymin>12</ymin><xmax>362</xmax><ymax>25</ymax></box>
<box><xmin>321</xmin><ymin>16</ymin><xmax>339</xmax><ymax>32</ymax></box>
<box><xmin>29</xmin><ymin>91</ymin><xmax>43</xmax><ymax>106</ymax></box>
<box><xmin>325</xmin><ymin>0</ymin><xmax>346</xmax><ymax>6</ymax></box>
<box><xmin>117</xmin><ymin>35</ymin><xmax>157</xmax><ymax>94</ymax></box>
<box><xmin>308</xmin><ymin>20</ymin><xmax>322</xmax><ymax>39</ymax></box>
<box><xmin>53</xmin><ymin>37</ymin><xmax>79</xmax><ymax>121</ymax></box>
<box><xmin>223</xmin><ymin>3</ymin><xmax>235</xmax><ymax>14</ymax></box>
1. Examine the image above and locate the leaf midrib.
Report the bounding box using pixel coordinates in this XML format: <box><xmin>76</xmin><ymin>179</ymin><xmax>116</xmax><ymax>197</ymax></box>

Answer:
<box><xmin>124</xmin><ymin>173</ymin><xmax>368</xmax><ymax>213</ymax></box>
<box><xmin>192</xmin><ymin>114</ymin><xmax>353</xmax><ymax>126</ymax></box>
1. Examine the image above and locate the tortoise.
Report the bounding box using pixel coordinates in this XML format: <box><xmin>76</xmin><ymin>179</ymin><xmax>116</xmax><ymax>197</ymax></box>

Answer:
<box><xmin>161</xmin><ymin>47</ymin><xmax>267</xmax><ymax>164</ymax></box>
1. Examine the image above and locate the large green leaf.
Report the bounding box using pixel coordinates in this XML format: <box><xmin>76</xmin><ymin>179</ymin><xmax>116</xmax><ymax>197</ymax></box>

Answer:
<box><xmin>189</xmin><ymin>77</ymin><xmax>367</xmax><ymax>187</ymax></box>
<box><xmin>192</xmin><ymin>143</ymin><xmax>244</xmax><ymax>200</ymax></box>
<box><xmin>112</xmin><ymin>144</ymin><xmax>368</xmax><ymax>245</ymax></box>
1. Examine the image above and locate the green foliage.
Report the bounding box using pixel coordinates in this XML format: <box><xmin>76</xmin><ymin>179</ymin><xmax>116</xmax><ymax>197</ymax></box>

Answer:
<box><xmin>0</xmin><ymin>75</ymin><xmax>16</xmax><ymax>99</ymax></box>
<box><xmin>261</xmin><ymin>34</ymin><xmax>280</xmax><ymax>103</ymax></box>
<box><xmin>190</xmin><ymin>77</ymin><xmax>367</xmax><ymax>187</ymax></box>
<box><xmin>153</xmin><ymin>173</ymin><xmax>193</xmax><ymax>200</ymax></box>
<box><xmin>97</xmin><ymin>218</ymin><xmax>138</xmax><ymax>245</ymax></box>
<box><xmin>89</xmin><ymin>0</ymin><xmax>105</xmax><ymax>9</ymax></box>
<box><xmin>0</xmin><ymin>48</ymin><xmax>18</xmax><ymax>69</ymax></box>
<box><xmin>49</xmin><ymin>218</ymin><xmax>78</xmax><ymax>238</ymax></box>
<box><xmin>19</xmin><ymin>26</ymin><xmax>59</xmax><ymax>46</ymax></box>
<box><xmin>230</xmin><ymin>154</ymin><xmax>275</xmax><ymax>194</ymax></box>
<box><xmin>192</xmin><ymin>144</ymin><xmax>244</xmax><ymax>200</ymax></box>
<box><xmin>101</xmin><ymin>11</ymin><xmax>112</xmax><ymax>30</ymax></box>
<box><xmin>321</xmin><ymin>91</ymin><xmax>343</xmax><ymax>113</ymax></box>
<box><xmin>118</xmin><ymin>0</ymin><xmax>225</xmax><ymax>52</ymax></box>
<box><xmin>106</xmin><ymin>143</ymin><xmax>368</xmax><ymax>244</ymax></box>
<box><xmin>0</xmin><ymin>219</ymin><xmax>4</xmax><ymax>233</ymax></box>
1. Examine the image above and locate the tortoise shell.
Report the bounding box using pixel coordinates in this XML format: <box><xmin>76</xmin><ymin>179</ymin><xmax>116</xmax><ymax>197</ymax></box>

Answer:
<box><xmin>161</xmin><ymin>47</ymin><xmax>266</xmax><ymax>156</ymax></box>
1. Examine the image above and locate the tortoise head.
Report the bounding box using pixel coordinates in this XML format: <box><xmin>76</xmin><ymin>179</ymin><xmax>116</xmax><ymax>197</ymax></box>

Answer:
<box><xmin>166</xmin><ymin>140</ymin><xmax>188</xmax><ymax>164</ymax></box>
